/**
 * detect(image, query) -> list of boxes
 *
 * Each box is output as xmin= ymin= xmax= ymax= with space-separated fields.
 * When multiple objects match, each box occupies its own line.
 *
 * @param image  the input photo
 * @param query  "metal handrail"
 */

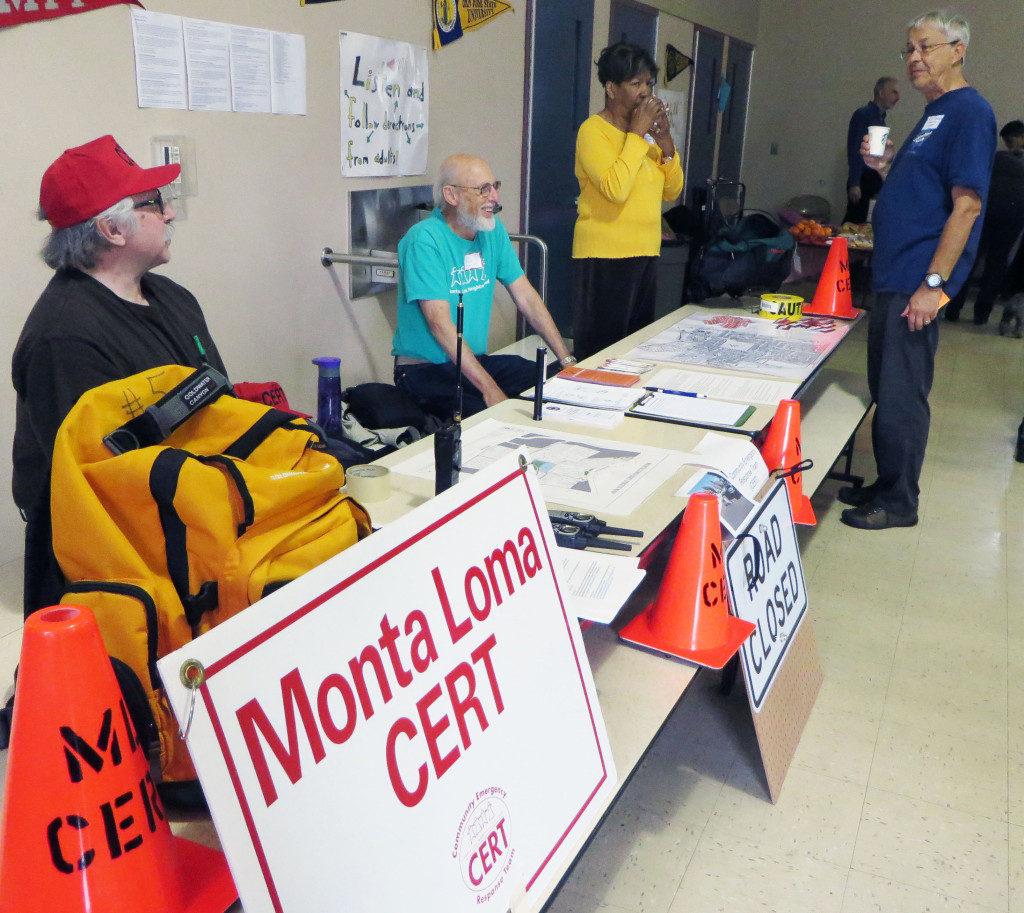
xmin=319 ymin=232 xmax=549 ymax=303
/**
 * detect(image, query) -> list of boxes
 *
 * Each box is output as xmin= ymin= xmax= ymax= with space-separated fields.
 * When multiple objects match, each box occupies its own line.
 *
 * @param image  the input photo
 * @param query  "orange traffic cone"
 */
xmin=0 ymin=605 xmax=236 ymax=913
xmin=760 ymin=399 xmax=816 ymax=525
xmin=620 ymin=492 xmax=756 ymax=669
xmin=803 ymin=235 xmax=860 ymax=319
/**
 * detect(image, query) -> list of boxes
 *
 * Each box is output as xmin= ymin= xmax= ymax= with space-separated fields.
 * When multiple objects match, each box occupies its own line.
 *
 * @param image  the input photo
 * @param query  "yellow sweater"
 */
xmin=572 ymin=114 xmax=684 ymax=259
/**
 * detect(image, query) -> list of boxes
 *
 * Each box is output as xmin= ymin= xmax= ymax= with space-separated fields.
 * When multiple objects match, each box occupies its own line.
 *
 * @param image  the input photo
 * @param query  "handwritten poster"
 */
xmin=339 ymin=32 xmax=428 ymax=177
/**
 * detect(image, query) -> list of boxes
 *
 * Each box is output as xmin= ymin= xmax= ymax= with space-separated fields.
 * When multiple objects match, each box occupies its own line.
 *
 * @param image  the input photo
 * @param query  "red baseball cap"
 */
xmin=40 ymin=135 xmax=181 ymax=229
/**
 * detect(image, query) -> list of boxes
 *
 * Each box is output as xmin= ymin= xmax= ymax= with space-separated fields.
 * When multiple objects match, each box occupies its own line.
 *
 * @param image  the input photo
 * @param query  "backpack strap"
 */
xmin=104 ymin=365 xmax=233 ymax=455
xmin=149 ymin=449 xmax=256 ymax=627
xmin=222 ymin=409 xmax=310 ymax=460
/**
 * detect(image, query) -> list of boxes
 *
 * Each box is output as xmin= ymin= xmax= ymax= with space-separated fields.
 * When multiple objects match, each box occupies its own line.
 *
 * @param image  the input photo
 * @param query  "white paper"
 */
xmin=183 ymin=18 xmax=231 ymax=112
xmin=646 ymin=367 xmax=799 ymax=406
xmin=630 ymin=391 xmax=752 ymax=427
xmin=131 ymin=9 xmax=187 ymax=110
xmin=230 ymin=25 xmax=272 ymax=113
xmin=687 ymin=433 xmax=770 ymax=500
xmin=339 ymin=32 xmax=429 ymax=176
xmin=631 ymin=311 xmax=850 ymax=380
xmin=541 ymin=403 xmax=626 ymax=429
xmin=679 ymin=470 xmax=758 ymax=537
xmin=540 ymin=378 xmax=645 ymax=411
xmin=390 ymin=419 xmax=688 ymax=516
xmin=559 ymin=549 xmax=645 ymax=624
xmin=271 ymin=31 xmax=307 ymax=115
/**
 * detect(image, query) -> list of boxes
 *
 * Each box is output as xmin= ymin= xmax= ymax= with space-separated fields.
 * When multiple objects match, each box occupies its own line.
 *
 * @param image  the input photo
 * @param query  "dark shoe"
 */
xmin=1016 ymin=439 xmax=1024 ymax=463
xmin=974 ymin=315 xmax=990 ymax=325
xmin=837 ymin=484 xmax=875 ymax=507
xmin=840 ymin=505 xmax=918 ymax=530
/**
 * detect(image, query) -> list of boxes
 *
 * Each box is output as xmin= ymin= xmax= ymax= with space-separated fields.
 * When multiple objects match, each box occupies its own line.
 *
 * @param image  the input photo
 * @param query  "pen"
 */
xmin=643 ymin=386 xmax=707 ymax=398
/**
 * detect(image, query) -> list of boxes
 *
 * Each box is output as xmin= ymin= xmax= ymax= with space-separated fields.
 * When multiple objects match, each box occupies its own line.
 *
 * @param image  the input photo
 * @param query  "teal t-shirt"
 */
xmin=392 ymin=208 xmax=524 ymax=363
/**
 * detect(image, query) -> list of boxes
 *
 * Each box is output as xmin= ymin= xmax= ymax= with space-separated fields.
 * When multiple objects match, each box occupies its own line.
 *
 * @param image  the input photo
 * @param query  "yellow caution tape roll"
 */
xmin=759 ymin=293 xmax=803 ymax=320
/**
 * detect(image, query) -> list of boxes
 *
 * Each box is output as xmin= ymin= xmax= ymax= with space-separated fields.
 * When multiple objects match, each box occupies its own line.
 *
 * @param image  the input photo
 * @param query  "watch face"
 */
xmin=926 ymin=274 xmax=943 ymax=288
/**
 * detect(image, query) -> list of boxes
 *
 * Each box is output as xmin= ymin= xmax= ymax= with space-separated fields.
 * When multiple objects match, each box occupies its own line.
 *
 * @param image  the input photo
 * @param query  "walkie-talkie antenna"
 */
xmin=454 ymin=292 xmax=464 ymax=423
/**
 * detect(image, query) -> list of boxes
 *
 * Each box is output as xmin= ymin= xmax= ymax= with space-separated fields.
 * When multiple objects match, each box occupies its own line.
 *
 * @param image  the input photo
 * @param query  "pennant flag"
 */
xmin=433 ymin=0 xmax=464 ymax=49
xmin=0 ymin=0 xmax=141 ymax=29
xmin=664 ymin=43 xmax=692 ymax=84
xmin=433 ymin=0 xmax=513 ymax=49
xmin=460 ymin=0 xmax=513 ymax=34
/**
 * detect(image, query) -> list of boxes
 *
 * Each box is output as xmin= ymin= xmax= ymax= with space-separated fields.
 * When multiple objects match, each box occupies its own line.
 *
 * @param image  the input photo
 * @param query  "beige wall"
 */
xmin=0 ymin=0 xmax=527 ymax=564
xmin=745 ymin=0 xmax=1021 ymax=217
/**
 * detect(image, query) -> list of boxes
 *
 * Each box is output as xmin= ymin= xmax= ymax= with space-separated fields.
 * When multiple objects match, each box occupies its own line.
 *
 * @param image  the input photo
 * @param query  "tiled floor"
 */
xmin=1 ymin=303 xmax=1022 ymax=911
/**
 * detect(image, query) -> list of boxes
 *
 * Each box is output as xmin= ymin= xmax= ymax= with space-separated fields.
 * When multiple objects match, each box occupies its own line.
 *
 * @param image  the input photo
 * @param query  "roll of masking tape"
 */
xmin=346 ymin=464 xmax=391 ymax=502
xmin=759 ymin=293 xmax=803 ymax=320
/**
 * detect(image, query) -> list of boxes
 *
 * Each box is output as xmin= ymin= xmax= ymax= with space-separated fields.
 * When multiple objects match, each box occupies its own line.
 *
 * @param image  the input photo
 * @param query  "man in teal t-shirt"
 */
xmin=393 ymin=153 xmax=573 ymax=418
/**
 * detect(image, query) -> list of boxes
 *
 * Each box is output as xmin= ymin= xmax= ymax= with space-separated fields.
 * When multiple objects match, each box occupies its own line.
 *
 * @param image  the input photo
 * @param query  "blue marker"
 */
xmin=643 ymin=386 xmax=707 ymax=398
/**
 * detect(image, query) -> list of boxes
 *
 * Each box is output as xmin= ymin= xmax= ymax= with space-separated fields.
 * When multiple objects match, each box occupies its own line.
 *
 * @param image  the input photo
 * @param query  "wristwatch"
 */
xmin=924 ymin=272 xmax=946 ymax=289
xmin=560 ymin=355 xmax=577 ymax=368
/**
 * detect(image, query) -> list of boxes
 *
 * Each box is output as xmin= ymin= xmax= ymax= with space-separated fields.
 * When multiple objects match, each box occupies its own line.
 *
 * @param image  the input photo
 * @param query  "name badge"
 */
xmin=464 ymin=252 xmax=484 ymax=270
xmin=923 ymin=114 xmax=944 ymax=130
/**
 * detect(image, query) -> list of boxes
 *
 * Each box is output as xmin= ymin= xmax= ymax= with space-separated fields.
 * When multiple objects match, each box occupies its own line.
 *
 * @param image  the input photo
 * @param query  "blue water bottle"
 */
xmin=312 ymin=356 xmax=342 ymax=439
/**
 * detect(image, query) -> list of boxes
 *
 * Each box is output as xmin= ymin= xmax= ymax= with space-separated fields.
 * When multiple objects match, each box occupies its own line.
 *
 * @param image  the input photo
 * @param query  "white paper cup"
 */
xmin=867 ymin=125 xmax=890 ymax=156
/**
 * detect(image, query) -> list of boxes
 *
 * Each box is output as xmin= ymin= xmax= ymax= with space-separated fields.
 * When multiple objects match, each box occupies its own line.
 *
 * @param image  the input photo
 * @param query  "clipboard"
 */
xmin=626 ymin=390 xmax=757 ymax=434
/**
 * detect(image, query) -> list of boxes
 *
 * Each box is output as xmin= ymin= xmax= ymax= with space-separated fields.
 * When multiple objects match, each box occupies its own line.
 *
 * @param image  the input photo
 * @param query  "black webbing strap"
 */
xmin=104 ymin=366 xmax=233 ymax=455
xmin=222 ymin=410 xmax=304 ymax=461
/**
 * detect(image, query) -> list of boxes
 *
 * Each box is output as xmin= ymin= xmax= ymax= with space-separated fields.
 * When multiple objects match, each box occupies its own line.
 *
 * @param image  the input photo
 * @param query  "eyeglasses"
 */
xmin=899 ymin=40 xmax=958 ymax=61
xmin=133 ymin=188 xmax=165 ymax=215
xmin=448 ymin=181 xmax=502 ymax=197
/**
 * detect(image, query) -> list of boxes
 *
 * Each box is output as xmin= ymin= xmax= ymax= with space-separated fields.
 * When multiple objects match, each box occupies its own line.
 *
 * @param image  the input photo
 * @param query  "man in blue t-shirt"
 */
xmin=843 ymin=76 xmax=900 ymax=224
xmin=393 ymin=154 xmax=573 ymax=418
xmin=838 ymin=11 xmax=996 ymax=531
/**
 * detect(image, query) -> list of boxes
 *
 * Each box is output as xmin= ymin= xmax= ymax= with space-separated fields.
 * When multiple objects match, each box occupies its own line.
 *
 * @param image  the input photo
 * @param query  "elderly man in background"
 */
xmin=839 ymin=11 xmax=996 ymax=531
xmin=393 ymin=153 xmax=573 ymax=419
xmin=843 ymin=75 xmax=900 ymax=224
xmin=12 ymin=135 xmax=226 ymax=616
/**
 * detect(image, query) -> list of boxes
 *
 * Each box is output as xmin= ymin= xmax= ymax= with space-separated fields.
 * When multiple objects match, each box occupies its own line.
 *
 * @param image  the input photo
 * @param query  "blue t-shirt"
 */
xmin=392 ymin=207 xmax=524 ymax=363
xmin=872 ymin=86 xmax=996 ymax=297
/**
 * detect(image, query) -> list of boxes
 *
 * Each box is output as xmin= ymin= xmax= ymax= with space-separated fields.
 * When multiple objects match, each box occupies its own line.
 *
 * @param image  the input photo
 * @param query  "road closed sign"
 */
xmin=158 ymin=450 xmax=615 ymax=913
xmin=724 ymin=480 xmax=808 ymax=710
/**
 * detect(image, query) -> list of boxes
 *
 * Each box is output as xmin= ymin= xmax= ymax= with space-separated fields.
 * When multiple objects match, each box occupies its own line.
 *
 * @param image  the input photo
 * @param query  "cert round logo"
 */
xmin=452 ymin=788 xmax=515 ymax=896
xmin=435 ymin=0 xmax=458 ymax=34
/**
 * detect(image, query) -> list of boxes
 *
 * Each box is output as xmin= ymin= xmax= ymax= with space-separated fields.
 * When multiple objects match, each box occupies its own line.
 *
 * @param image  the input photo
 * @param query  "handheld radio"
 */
xmin=434 ymin=293 xmax=464 ymax=494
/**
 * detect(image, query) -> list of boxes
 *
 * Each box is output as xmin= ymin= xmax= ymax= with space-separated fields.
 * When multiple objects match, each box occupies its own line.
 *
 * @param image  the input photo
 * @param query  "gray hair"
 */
xmin=40 ymin=196 xmax=138 ymax=271
xmin=433 ymin=158 xmax=462 ymax=208
xmin=873 ymin=76 xmax=897 ymax=97
xmin=908 ymin=10 xmax=970 ymax=48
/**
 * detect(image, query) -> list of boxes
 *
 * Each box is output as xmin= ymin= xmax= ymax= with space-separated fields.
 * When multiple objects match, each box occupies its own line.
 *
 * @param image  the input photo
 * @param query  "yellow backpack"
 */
xmin=50 ymin=365 xmax=372 ymax=785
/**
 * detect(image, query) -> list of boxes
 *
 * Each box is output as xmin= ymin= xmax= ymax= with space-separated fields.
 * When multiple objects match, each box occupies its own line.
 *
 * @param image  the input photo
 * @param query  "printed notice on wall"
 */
xmin=131 ymin=8 xmax=187 ymax=110
xmin=339 ymin=31 xmax=428 ymax=176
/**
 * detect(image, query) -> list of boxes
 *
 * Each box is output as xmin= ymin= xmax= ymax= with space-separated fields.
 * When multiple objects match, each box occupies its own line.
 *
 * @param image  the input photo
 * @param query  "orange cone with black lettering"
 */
xmin=0 ymin=605 xmax=236 ymax=913
xmin=803 ymin=235 xmax=860 ymax=319
xmin=760 ymin=398 xmax=816 ymax=525
xmin=620 ymin=492 xmax=755 ymax=669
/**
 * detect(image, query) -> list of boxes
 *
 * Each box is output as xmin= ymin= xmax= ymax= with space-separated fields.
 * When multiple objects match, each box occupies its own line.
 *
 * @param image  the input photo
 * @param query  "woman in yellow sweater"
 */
xmin=571 ymin=42 xmax=684 ymax=360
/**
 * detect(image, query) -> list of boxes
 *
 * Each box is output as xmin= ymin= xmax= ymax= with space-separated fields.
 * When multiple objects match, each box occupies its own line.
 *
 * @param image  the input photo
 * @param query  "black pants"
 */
xmin=395 ymin=354 xmax=536 ymax=421
xmin=865 ymin=291 xmax=939 ymax=512
xmin=843 ymin=169 xmax=883 ymax=224
xmin=945 ymin=202 xmax=1024 ymax=322
xmin=571 ymin=256 xmax=658 ymax=361
xmin=22 ymin=496 xmax=66 ymax=619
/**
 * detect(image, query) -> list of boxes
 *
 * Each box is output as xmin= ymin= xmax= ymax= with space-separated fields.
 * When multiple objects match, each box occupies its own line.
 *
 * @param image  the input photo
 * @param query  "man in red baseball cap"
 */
xmin=11 ymin=135 xmax=228 ymax=616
